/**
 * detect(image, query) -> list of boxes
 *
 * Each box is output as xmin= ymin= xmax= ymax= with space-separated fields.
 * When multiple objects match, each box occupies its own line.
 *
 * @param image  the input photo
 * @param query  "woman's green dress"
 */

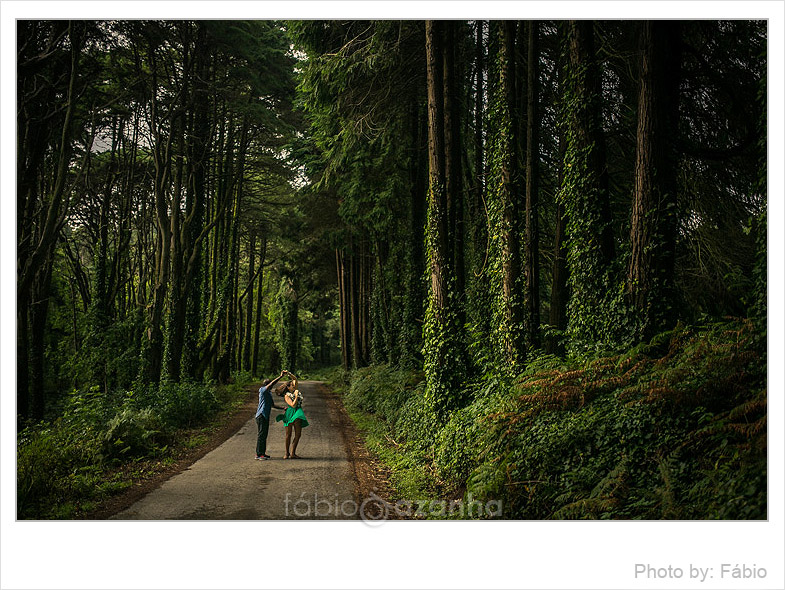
xmin=276 ymin=394 xmax=309 ymax=427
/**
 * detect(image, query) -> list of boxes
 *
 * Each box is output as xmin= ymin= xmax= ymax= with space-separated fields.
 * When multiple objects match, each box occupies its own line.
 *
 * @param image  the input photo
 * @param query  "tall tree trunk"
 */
xmin=164 ymin=111 xmax=186 ymax=383
xmin=400 ymin=99 xmax=427 ymax=369
xmin=524 ymin=21 xmax=541 ymax=350
xmin=243 ymin=232 xmax=256 ymax=371
xmin=473 ymin=21 xmax=485 ymax=215
xmin=496 ymin=21 xmax=525 ymax=364
xmin=547 ymin=23 xmax=570 ymax=357
xmin=222 ymin=121 xmax=248 ymax=382
xmin=30 ymin=254 xmax=55 ymax=418
xmin=142 ymin=39 xmax=177 ymax=384
xmin=181 ymin=27 xmax=209 ymax=381
xmin=252 ymin=234 xmax=267 ymax=376
xmin=424 ymin=20 xmax=462 ymax=416
xmin=349 ymin=244 xmax=363 ymax=368
xmin=363 ymin=246 xmax=372 ymax=362
xmin=426 ymin=21 xmax=448 ymax=314
xmin=358 ymin=242 xmax=368 ymax=364
xmin=466 ymin=21 xmax=489 ymax=338
xmin=561 ymin=20 xmax=615 ymax=346
xmin=627 ymin=21 xmax=681 ymax=339
xmin=443 ymin=21 xmax=465 ymax=324
xmin=336 ymin=248 xmax=349 ymax=371
xmin=547 ymin=50 xmax=569 ymax=357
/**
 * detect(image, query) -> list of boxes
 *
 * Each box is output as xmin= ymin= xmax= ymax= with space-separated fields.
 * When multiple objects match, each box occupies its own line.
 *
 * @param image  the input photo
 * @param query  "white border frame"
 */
xmin=2 ymin=2 xmax=783 ymax=589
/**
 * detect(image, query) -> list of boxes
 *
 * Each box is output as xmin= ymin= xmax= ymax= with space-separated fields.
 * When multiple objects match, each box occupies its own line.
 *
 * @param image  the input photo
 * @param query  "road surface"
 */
xmin=112 ymin=381 xmax=357 ymax=520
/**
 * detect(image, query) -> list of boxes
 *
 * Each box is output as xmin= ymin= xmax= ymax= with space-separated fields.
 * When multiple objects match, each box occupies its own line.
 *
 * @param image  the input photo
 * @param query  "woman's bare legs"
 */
xmin=291 ymin=419 xmax=302 ymax=458
xmin=284 ymin=424 xmax=292 ymax=458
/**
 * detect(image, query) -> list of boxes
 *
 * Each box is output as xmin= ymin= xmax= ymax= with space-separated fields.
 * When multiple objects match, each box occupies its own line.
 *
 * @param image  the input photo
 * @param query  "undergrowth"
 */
xmin=326 ymin=365 xmax=440 ymax=504
xmin=338 ymin=318 xmax=766 ymax=519
xmin=17 ymin=374 xmax=255 ymax=519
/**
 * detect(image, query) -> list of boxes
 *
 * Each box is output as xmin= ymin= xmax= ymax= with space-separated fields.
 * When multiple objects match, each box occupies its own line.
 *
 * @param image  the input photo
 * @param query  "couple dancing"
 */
xmin=255 ymin=370 xmax=308 ymax=460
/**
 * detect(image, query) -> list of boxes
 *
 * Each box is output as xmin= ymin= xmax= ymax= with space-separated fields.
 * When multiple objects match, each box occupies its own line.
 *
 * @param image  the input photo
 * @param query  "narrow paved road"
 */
xmin=112 ymin=381 xmax=357 ymax=520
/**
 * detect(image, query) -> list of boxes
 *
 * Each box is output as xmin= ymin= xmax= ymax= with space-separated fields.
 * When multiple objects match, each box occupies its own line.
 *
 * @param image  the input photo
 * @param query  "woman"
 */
xmin=275 ymin=371 xmax=308 ymax=459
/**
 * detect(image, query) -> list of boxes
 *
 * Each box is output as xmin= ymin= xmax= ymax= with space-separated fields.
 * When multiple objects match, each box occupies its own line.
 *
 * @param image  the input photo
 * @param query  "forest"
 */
xmin=17 ymin=20 xmax=766 ymax=519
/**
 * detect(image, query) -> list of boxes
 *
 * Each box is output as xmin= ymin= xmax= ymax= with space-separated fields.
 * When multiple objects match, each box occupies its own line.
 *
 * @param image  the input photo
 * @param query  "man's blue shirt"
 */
xmin=256 ymin=383 xmax=274 ymax=419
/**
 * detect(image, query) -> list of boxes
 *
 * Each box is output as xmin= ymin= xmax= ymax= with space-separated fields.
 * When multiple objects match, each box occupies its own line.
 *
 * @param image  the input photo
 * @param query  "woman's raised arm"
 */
xmin=288 ymin=372 xmax=298 ymax=391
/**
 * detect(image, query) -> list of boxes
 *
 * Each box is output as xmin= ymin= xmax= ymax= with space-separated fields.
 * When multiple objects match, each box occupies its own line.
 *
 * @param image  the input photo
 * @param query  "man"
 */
xmin=255 ymin=370 xmax=286 ymax=460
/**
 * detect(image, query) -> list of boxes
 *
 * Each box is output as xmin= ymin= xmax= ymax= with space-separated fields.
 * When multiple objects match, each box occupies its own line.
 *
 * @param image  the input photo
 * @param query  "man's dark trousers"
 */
xmin=256 ymin=413 xmax=270 ymax=456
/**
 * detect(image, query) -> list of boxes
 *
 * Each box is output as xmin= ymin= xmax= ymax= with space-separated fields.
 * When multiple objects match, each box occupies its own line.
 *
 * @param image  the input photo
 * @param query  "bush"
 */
xmin=18 ymin=426 xmax=80 ymax=517
xmin=100 ymin=407 xmax=166 ymax=461
xmin=343 ymin=364 xmax=436 ymax=450
xmin=434 ymin=402 xmax=484 ymax=487
xmin=135 ymin=381 xmax=220 ymax=429
xmin=345 ymin=365 xmax=421 ymax=423
xmin=392 ymin=383 xmax=434 ymax=451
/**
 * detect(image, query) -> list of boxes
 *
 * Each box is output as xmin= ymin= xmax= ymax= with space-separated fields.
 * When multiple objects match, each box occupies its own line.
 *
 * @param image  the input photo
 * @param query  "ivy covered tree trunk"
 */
xmin=524 ymin=21 xmax=541 ymax=350
xmin=370 ymin=258 xmax=386 ymax=365
xmin=546 ymin=23 xmax=570 ymax=357
xmin=244 ymin=233 xmax=258 ymax=371
xmin=547 ymin=117 xmax=569 ymax=355
xmin=164 ymin=107 xmax=186 ymax=383
xmin=443 ymin=22 xmax=465 ymax=326
xmin=560 ymin=20 xmax=616 ymax=349
xmin=423 ymin=20 xmax=463 ymax=418
xmin=487 ymin=21 xmax=525 ymax=367
xmin=141 ymin=37 xmax=176 ymax=385
xmin=180 ymin=27 xmax=209 ymax=381
xmin=626 ymin=21 xmax=681 ymax=340
xmin=466 ymin=21 xmax=490 ymax=347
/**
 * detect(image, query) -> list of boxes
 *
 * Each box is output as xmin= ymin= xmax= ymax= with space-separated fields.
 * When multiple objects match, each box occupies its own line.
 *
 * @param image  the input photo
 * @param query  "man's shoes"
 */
xmin=256 ymin=454 xmax=271 ymax=460
xmin=255 ymin=455 xmax=262 ymax=460
xmin=262 ymin=454 xmax=271 ymax=459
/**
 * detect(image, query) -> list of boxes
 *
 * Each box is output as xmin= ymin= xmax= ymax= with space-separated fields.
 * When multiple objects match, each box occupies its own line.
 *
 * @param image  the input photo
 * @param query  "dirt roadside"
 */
xmin=319 ymin=381 xmax=399 ymax=519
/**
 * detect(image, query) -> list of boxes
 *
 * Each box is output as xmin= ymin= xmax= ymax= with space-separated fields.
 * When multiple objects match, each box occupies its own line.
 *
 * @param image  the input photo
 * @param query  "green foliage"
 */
xmin=134 ymin=381 xmax=221 ymax=429
xmin=748 ymin=210 xmax=766 ymax=342
xmin=342 ymin=364 xmax=435 ymax=453
xmin=466 ymin=319 xmax=766 ymax=519
xmin=345 ymin=365 xmax=422 ymax=426
xmin=343 ymin=319 xmax=765 ymax=520
xmin=434 ymin=402 xmax=484 ymax=487
xmin=17 ymin=424 xmax=100 ymax=518
xmin=482 ymin=22 xmax=525 ymax=370
xmin=101 ymin=407 xmax=165 ymax=460
xmin=422 ymin=180 xmax=465 ymax=420
xmin=558 ymin=25 xmax=623 ymax=351
xmin=342 ymin=365 xmax=438 ymax=501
